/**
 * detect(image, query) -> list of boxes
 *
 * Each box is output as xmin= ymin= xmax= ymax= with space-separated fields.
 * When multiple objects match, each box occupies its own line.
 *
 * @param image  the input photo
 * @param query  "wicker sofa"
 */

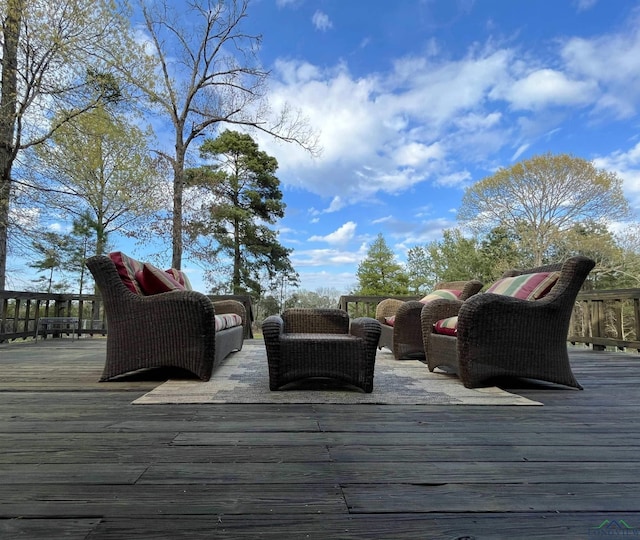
xmin=420 ymin=256 xmax=595 ymax=389
xmin=375 ymin=280 xmax=483 ymax=360
xmin=86 ymin=255 xmax=246 ymax=381
xmin=262 ymin=308 xmax=381 ymax=393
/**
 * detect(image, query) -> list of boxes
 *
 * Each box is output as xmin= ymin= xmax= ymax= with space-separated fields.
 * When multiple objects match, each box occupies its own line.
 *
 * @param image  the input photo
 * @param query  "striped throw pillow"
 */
xmin=419 ymin=289 xmax=462 ymax=303
xmin=135 ymin=263 xmax=185 ymax=295
xmin=215 ymin=313 xmax=243 ymax=331
xmin=433 ymin=316 xmax=458 ymax=336
xmin=109 ymin=251 xmax=144 ymax=294
xmin=486 ymin=271 xmax=560 ymax=301
xmin=165 ymin=268 xmax=193 ymax=290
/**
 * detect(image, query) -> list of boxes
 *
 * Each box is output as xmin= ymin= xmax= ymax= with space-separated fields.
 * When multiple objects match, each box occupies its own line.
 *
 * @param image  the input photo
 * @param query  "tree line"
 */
xmin=354 ymin=153 xmax=636 ymax=296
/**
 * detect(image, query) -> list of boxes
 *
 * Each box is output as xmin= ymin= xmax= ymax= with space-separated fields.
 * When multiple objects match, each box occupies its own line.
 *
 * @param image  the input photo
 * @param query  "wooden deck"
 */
xmin=1 ymin=338 xmax=640 ymax=539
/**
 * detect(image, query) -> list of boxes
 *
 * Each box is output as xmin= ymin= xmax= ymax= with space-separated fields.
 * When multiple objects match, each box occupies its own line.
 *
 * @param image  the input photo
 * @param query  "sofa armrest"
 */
xmin=456 ymin=292 xmax=566 ymax=347
xmin=350 ymin=316 xmax=382 ymax=348
xmin=394 ymin=300 xmax=424 ymax=324
xmin=262 ymin=314 xmax=284 ymax=340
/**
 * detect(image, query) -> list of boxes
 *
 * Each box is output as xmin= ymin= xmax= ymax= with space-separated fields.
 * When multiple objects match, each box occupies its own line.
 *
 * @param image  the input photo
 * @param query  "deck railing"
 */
xmin=2 ymin=288 xmax=639 ymax=351
xmin=0 ymin=291 xmax=107 ymax=342
xmin=339 ymin=289 xmax=640 ymax=353
xmin=0 ymin=291 xmax=254 ymax=342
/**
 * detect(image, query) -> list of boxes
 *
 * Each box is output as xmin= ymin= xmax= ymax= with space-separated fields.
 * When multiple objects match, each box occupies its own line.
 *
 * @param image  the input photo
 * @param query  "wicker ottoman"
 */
xmin=262 ymin=308 xmax=381 ymax=393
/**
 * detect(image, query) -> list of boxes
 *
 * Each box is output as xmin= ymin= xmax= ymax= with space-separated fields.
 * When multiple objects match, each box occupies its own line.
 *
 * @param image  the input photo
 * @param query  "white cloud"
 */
xmin=312 ymin=10 xmax=333 ymax=31
xmin=561 ymin=20 xmax=640 ymax=118
xmin=12 ymin=207 xmax=40 ymax=229
xmin=394 ymin=142 xmax=444 ymax=167
xmin=433 ymin=170 xmax=472 ymax=188
xmin=574 ymin=0 xmax=598 ymax=12
xmin=308 ymin=221 xmax=357 ymax=244
xmin=372 ymin=215 xmax=393 ymax=225
xmin=294 ymin=269 xmax=356 ymax=293
xmin=255 ymin=17 xmax=640 ymax=214
xmin=276 ymin=0 xmax=301 ymax=7
xmin=324 ymin=196 xmax=345 ymax=213
xmin=495 ymin=68 xmax=597 ymax=110
xmin=594 ymin=141 xmax=640 ymax=208
xmin=511 ymin=143 xmax=530 ymax=161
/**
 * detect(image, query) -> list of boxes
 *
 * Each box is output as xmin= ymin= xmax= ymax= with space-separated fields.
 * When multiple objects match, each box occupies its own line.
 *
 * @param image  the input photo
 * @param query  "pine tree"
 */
xmin=187 ymin=130 xmax=298 ymax=296
xmin=355 ymin=234 xmax=409 ymax=295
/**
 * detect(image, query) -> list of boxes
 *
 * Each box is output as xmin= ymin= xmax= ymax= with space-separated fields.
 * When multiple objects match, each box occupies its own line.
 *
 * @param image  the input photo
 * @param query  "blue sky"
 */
xmin=236 ymin=0 xmax=640 ymax=293
xmin=12 ymin=0 xmax=640 ymax=294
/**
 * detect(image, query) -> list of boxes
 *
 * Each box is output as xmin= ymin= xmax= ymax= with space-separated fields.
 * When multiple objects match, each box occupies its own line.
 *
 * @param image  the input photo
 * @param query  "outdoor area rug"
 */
xmin=133 ymin=340 xmax=541 ymax=406
xmin=133 ymin=340 xmax=542 ymax=405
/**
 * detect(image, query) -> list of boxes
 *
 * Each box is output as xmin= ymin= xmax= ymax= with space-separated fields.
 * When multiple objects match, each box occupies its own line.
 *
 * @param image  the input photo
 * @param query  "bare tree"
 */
xmin=105 ymin=0 xmax=317 ymax=269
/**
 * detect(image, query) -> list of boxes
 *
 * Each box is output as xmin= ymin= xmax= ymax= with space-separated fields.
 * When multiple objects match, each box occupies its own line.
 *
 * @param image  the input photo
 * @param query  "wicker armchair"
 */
xmin=262 ymin=308 xmax=381 ymax=393
xmin=86 ymin=255 xmax=245 ymax=381
xmin=420 ymin=256 xmax=595 ymax=389
xmin=376 ymin=280 xmax=483 ymax=360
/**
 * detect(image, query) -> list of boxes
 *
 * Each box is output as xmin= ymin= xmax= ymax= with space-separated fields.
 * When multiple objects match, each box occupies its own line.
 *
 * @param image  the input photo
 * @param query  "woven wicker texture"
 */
xmin=421 ymin=256 xmax=595 ymax=389
xmin=86 ymin=256 xmax=245 ymax=381
xmin=262 ymin=308 xmax=382 ymax=393
xmin=376 ymin=280 xmax=484 ymax=360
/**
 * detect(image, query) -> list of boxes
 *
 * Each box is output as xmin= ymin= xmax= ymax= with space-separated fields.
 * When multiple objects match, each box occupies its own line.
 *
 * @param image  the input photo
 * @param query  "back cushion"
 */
xmin=486 ymin=271 xmax=560 ymax=301
xmin=166 ymin=268 xmax=193 ymax=290
xmin=215 ymin=313 xmax=243 ymax=331
xmin=136 ymin=263 xmax=185 ymax=295
xmin=420 ymin=289 xmax=461 ymax=303
xmin=108 ymin=252 xmax=144 ymax=294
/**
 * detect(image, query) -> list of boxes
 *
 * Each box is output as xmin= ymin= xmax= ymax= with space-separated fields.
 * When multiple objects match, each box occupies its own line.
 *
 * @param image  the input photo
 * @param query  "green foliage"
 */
xmin=354 ymin=234 xmax=409 ymax=295
xmin=0 ymin=0 xmax=135 ymax=289
xmin=458 ymin=152 xmax=631 ymax=266
xmin=406 ymin=227 xmax=525 ymax=290
xmin=477 ymin=227 xmax=524 ymax=282
xmin=552 ymin=220 xmax=626 ymax=289
xmin=30 ymin=106 xmax=161 ymax=257
xmin=405 ymin=245 xmax=434 ymax=294
xmin=255 ymin=295 xmax=281 ymax=323
xmin=286 ymin=288 xmax=342 ymax=309
xmin=426 ymin=229 xmax=484 ymax=283
xmin=188 ymin=130 xmax=297 ymax=296
xmin=29 ymin=231 xmax=82 ymax=293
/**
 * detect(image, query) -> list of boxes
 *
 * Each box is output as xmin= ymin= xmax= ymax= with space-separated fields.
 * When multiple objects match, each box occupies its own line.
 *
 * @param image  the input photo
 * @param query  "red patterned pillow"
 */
xmin=420 ymin=289 xmax=461 ymax=303
xmin=384 ymin=316 xmax=395 ymax=326
xmin=108 ymin=251 xmax=144 ymax=294
xmin=433 ymin=316 xmax=458 ymax=336
xmin=135 ymin=263 xmax=185 ymax=295
xmin=165 ymin=268 xmax=193 ymax=290
xmin=486 ymin=271 xmax=560 ymax=300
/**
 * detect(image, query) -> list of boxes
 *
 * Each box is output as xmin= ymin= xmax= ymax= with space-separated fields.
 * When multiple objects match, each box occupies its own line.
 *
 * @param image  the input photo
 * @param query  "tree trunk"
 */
xmin=172 ymin=145 xmax=185 ymax=270
xmin=233 ymin=217 xmax=241 ymax=293
xmin=0 ymin=0 xmax=23 ymax=290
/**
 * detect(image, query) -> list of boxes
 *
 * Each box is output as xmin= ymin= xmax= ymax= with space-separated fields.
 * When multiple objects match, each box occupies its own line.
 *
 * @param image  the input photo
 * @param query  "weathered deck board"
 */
xmin=1 ymin=339 xmax=639 ymax=539
xmin=13 ymin=513 xmax=637 ymax=540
